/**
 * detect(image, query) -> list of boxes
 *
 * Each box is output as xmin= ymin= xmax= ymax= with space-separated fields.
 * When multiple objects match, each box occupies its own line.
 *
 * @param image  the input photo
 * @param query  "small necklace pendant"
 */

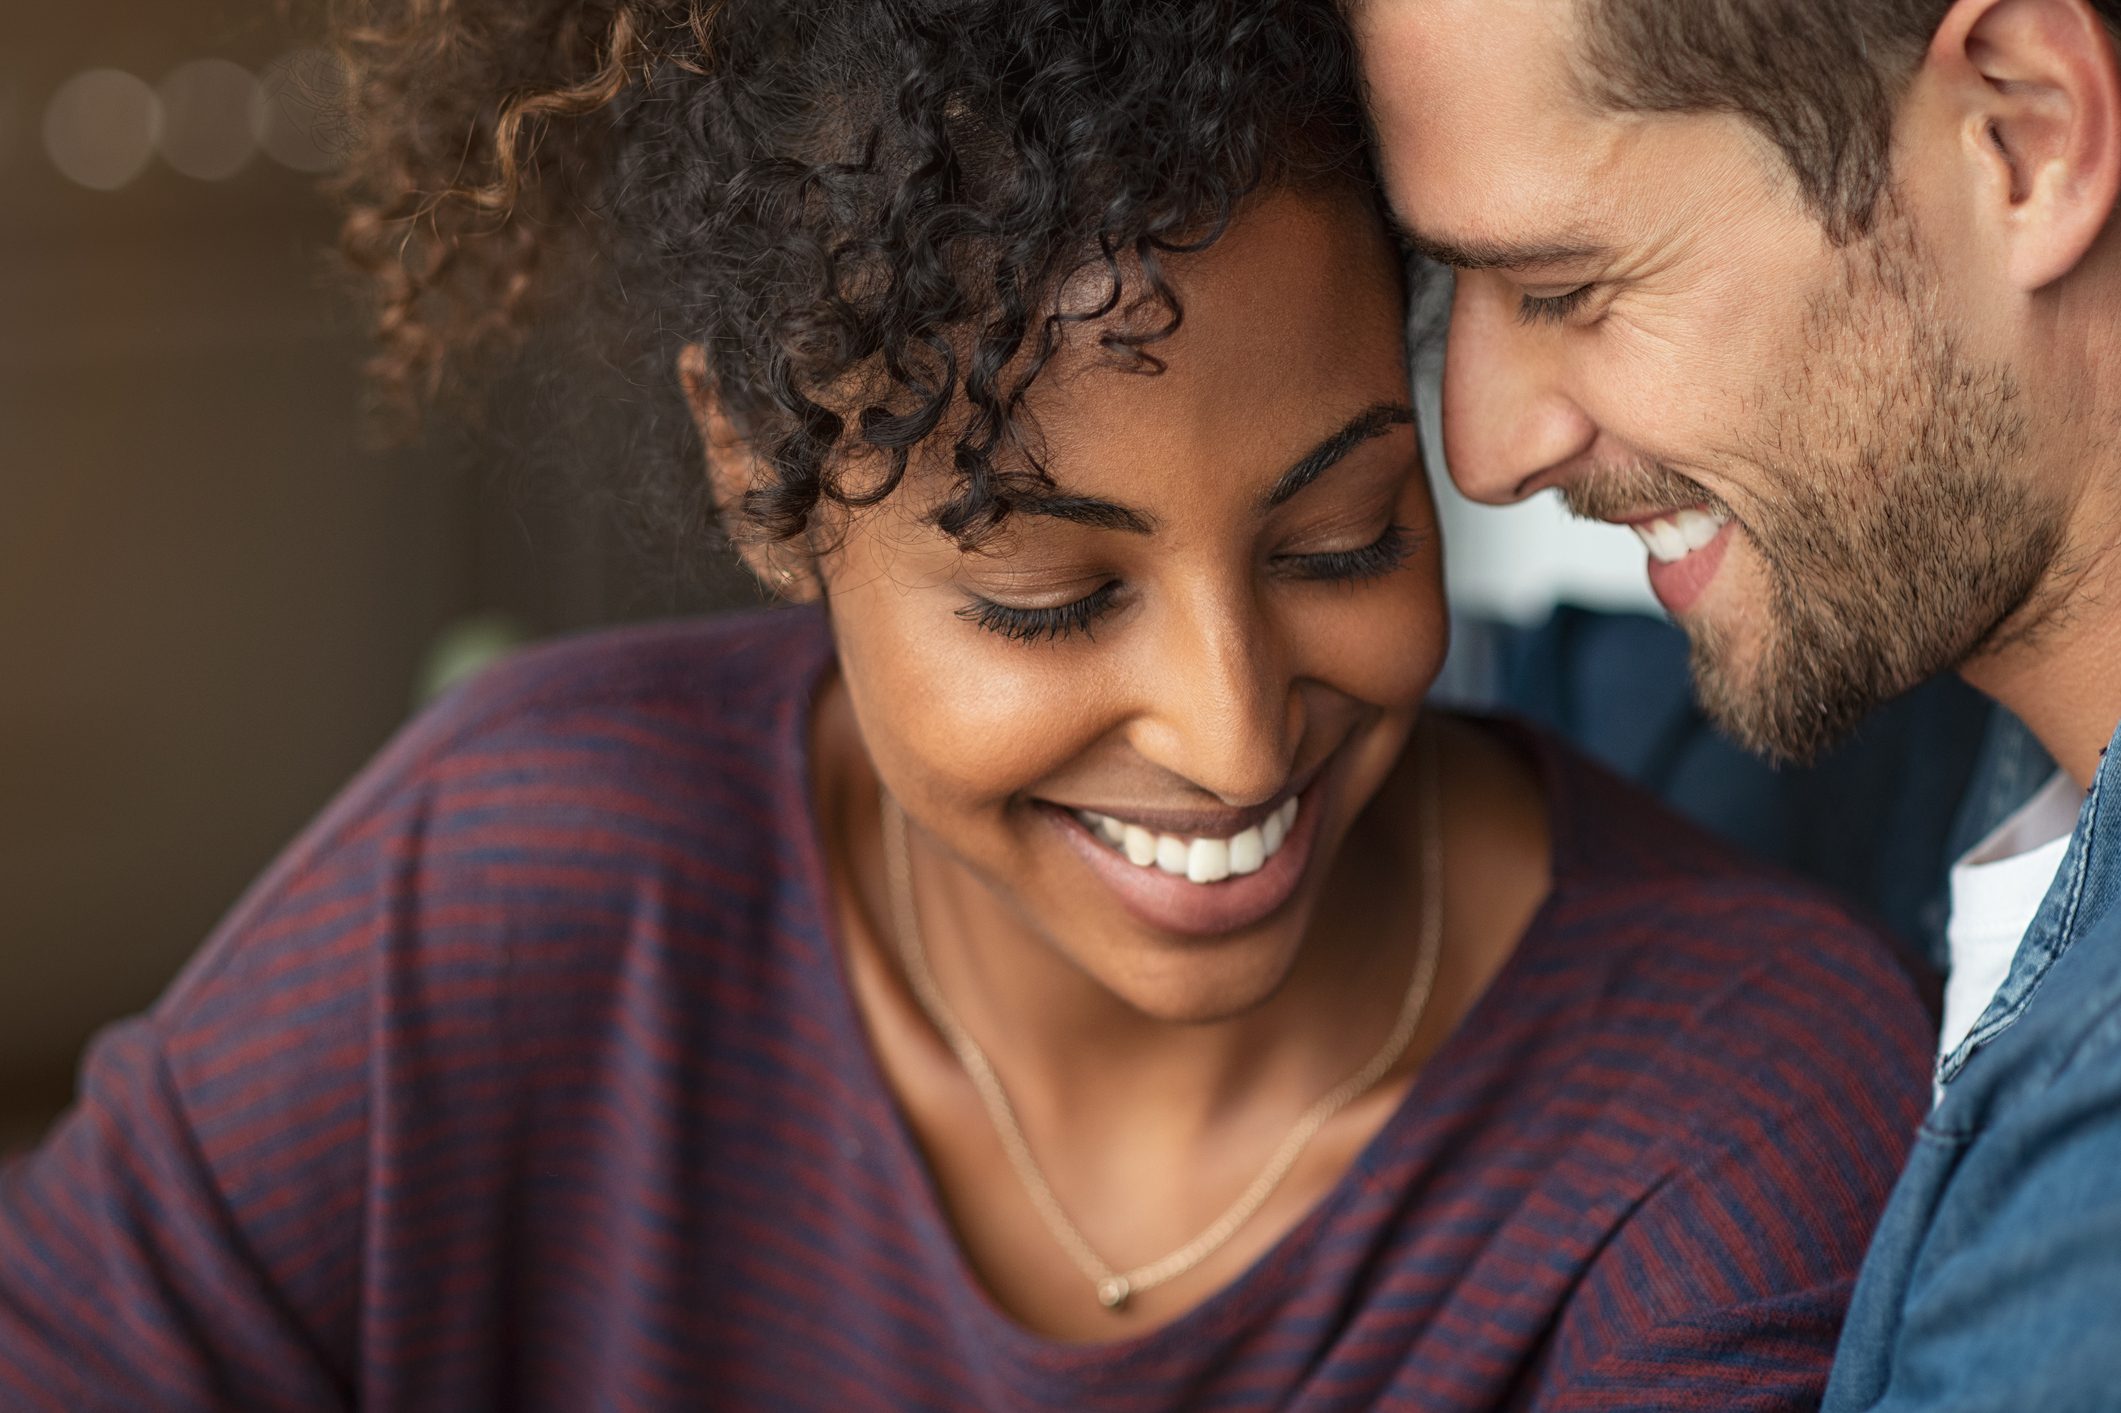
xmin=1096 ymin=1276 xmax=1132 ymax=1311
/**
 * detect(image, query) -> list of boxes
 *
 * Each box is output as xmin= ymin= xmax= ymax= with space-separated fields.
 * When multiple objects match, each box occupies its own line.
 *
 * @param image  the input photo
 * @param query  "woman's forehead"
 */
xmin=1032 ymin=197 xmax=1406 ymax=455
xmin=821 ymin=185 xmax=1412 ymax=548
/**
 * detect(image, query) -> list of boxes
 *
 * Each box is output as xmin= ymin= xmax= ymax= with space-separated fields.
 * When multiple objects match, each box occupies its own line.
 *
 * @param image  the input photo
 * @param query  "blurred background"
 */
xmin=0 ymin=0 xmax=1654 ymax=1152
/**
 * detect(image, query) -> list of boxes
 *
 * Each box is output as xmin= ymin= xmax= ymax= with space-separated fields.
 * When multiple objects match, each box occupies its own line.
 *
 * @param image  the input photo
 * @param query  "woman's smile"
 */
xmin=1036 ymin=745 xmax=1342 ymax=937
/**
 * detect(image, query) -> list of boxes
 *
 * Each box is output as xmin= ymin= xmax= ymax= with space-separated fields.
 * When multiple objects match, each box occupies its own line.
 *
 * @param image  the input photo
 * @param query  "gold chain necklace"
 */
xmin=879 ymin=727 xmax=1442 ymax=1313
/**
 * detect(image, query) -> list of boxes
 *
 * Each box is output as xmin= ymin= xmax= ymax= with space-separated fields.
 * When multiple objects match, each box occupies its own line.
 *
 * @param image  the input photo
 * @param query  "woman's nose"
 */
xmin=1125 ymin=592 xmax=1301 ymax=808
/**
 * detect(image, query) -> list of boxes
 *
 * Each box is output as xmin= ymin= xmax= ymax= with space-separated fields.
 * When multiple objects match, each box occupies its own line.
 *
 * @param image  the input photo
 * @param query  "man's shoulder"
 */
xmin=1952 ymin=901 xmax=2121 ymax=1131
xmin=1829 ymin=905 xmax=2121 ymax=1413
xmin=2055 ymin=906 xmax=2121 ymax=1073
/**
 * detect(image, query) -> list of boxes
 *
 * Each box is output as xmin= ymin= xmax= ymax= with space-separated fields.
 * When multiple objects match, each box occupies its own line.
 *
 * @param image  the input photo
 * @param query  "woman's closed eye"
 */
xmin=957 ymin=521 xmax=1419 ymax=644
xmin=957 ymin=581 xmax=1123 ymax=643
xmin=1273 ymin=521 xmax=1417 ymax=584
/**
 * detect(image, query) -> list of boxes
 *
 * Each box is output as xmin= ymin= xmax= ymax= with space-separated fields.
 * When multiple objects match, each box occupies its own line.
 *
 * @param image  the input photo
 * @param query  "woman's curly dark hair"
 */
xmin=332 ymin=0 xmax=1372 ymax=548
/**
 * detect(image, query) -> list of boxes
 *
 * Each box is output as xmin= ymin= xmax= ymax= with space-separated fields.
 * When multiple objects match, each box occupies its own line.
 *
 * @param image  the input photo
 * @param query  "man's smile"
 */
xmin=1589 ymin=502 xmax=1739 ymax=614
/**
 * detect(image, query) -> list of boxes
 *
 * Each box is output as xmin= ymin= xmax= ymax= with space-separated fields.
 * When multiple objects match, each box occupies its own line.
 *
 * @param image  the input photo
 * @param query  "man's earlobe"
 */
xmin=1937 ymin=0 xmax=2121 ymax=290
xmin=676 ymin=343 xmax=820 ymax=602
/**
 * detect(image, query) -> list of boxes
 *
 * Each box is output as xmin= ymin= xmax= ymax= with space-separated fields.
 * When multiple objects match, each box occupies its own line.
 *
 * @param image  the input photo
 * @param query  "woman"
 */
xmin=0 ymin=1 xmax=1930 ymax=1408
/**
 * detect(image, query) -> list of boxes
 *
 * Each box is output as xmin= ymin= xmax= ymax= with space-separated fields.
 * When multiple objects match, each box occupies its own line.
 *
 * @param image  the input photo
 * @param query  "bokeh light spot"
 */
xmin=43 ymin=69 xmax=162 ymax=191
xmin=251 ymin=49 xmax=350 ymax=174
xmin=158 ymin=59 xmax=260 ymax=181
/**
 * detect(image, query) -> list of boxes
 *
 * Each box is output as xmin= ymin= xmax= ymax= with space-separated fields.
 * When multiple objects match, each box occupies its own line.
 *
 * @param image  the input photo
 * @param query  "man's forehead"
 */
xmin=1354 ymin=0 xmax=1591 ymax=133
xmin=1355 ymin=0 xmax=1638 ymax=261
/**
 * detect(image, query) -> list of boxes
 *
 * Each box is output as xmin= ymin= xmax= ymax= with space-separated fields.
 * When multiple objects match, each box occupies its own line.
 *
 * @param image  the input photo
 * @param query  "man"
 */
xmin=1351 ymin=0 xmax=2121 ymax=1407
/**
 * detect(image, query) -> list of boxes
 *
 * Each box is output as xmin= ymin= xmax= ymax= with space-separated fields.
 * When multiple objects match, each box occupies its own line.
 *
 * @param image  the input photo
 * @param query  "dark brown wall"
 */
xmin=0 ymin=1 xmax=744 ymax=1147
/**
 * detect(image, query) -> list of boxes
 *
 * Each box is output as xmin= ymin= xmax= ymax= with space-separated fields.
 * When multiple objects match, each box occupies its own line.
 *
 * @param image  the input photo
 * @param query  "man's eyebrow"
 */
xmin=1007 ymin=491 xmax=1158 ymax=535
xmin=1386 ymin=213 xmax=1609 ymax=273
xmin=1263 ymin=403 xmax=1416 ymax=510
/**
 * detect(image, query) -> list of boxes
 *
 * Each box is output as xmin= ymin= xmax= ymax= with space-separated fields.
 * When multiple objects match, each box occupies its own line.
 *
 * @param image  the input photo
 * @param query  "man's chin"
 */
xmin=1685 ymin=618 xmax=1893 ymax=768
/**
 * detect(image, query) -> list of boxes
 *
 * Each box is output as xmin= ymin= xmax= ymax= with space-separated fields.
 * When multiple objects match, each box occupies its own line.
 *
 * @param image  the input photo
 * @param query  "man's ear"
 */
xmin=1927 ymin=0 xmax=2121 ymax=290
xmin=677 ymin=343 xmax=820 ymax=602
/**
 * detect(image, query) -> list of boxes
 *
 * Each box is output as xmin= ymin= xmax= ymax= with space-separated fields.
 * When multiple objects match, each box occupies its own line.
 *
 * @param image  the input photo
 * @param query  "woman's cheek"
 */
xmin=839 ymin=597 xmax=1114 ymax=817
xmin=1291 ymin=565 xmax=1448 ymax=715
xmin=926 ymin=645 xmax=1112 ymax=805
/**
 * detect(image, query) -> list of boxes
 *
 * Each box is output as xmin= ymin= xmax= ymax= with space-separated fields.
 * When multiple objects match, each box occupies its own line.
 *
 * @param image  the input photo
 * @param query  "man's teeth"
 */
xmin=1077 ymin=798 xmax=1300 ymax=884
xmin=1633 ymin=507 xmax=1730 ymax=564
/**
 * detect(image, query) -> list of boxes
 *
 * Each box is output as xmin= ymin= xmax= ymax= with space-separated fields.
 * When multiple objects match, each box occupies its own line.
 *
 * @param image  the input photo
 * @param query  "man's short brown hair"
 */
xmin=1576 ymin=0 xmax=2121 ymax=242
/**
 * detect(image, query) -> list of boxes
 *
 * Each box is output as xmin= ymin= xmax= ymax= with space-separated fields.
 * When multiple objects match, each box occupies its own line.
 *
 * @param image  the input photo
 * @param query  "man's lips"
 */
xmin=1619 ymin=504 xmax=1736 ymax=614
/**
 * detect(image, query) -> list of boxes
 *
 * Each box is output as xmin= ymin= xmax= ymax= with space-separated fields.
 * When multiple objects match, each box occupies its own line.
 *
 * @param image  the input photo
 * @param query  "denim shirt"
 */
xmin=1824 ymin=714 xmax=2121 ymax=1412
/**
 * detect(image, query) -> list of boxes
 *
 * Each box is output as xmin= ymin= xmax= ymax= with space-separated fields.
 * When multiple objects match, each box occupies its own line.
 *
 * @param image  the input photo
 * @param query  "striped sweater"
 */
xmin=0 ymin=607 xmax=1932 ymax=1411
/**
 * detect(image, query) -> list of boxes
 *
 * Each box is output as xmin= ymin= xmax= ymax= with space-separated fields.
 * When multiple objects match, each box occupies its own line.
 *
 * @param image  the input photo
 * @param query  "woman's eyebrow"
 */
xmin=1008 ymin=493 xmax=1159 ymax=535
xmin=1001 ymin=401 xmax=1414 ymax=533
xmin=1261 ymin=403 xmax=1415 ymax=509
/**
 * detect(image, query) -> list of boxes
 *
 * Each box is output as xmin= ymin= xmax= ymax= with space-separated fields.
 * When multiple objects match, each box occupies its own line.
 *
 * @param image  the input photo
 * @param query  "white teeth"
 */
xmin=1640 ymin=518 xmax=1687 ymax=563
xmin=1122 ymin=824 xmax=1157 ymax=867
xmin=1186 ymin=838 xmax=1231 ymax=884
xmin=1673 ymin=507 xmax=1726 ymax=551
xmin=1634 ymin=507 xmax=1731 ymax=564
xmin=1079 ymin=797 xmax=1301 ymax=885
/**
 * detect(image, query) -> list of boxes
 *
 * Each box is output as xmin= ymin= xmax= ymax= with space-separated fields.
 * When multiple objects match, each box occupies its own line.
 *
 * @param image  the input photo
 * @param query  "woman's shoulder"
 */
xmin=1499 ymin=713 xmax=1929 ymax=971
xmin=55 ymin=609 xmax=852 ymax=1366
xmin=420 ymin=604 xmax=831 ymax=757
xmin=329 ymin=604 xmax=824 ymax=835
xmin=160 ymin=606 xmax=837 ymax=1019
xmin=1416 ymin=719 xmax=1937 ymax=1358
xmin=1467 ymin=713 xmax=1937 ymax=1105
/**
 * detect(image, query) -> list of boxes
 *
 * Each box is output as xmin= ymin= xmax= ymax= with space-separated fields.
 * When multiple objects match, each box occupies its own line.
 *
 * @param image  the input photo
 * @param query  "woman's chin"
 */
xmin=1078 ymin=928 xmax=1314 ymax=1026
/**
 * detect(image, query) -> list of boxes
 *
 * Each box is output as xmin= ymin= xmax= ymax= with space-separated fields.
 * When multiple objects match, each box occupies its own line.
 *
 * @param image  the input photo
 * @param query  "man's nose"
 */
xmin=1127 ymin=592 xmax=1301 ymax=809
xmin=1439 ymin=270 xmax=1598 ymax=504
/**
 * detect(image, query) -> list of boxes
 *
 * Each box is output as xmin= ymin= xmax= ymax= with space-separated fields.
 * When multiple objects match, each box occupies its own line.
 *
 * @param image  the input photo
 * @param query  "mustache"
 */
xmin=1557 ymin=460 xmax=1732 ymax=524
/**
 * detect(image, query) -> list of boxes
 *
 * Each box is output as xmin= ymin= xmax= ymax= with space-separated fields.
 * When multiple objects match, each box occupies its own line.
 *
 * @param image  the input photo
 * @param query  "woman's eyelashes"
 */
xmin=1276 ymin=522 xmax=1416 ymax=583
xmin=958 ymin=522 xmax=1419 ymax=643
xmin=958 ymin=581 xmax=1121 ymax=643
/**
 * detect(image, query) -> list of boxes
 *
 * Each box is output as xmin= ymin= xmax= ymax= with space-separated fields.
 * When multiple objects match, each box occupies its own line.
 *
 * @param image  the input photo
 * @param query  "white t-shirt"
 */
xmin=1939 ymin=771 xmax=2083 ymax=1077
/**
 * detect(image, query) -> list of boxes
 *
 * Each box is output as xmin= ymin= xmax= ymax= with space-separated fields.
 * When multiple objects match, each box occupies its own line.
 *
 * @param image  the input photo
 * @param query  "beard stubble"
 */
xmin=1563 ymin=206 xmax=2060 ymax=765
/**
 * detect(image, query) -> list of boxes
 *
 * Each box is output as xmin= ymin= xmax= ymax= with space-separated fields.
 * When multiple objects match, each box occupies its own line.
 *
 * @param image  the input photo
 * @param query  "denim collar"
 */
xmin=1937 ymin=714 xmax=2121 ymax=1085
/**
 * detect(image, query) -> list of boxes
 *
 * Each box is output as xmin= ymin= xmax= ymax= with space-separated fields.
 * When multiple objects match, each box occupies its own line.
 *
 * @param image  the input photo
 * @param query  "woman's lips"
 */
xmin=1043 ymin=773 xmax=1328 ymax=939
